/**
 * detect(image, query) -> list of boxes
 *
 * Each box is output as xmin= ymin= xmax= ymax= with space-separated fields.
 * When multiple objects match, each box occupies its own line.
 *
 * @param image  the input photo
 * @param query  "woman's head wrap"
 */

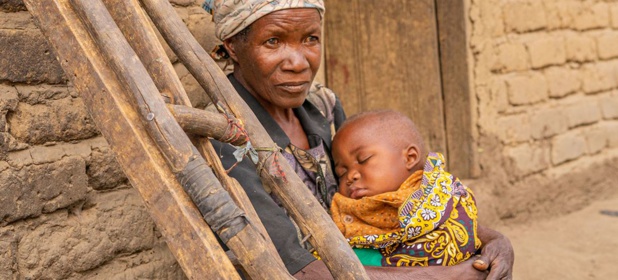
xmin=202 ymin=0 xmax=325 ymax=41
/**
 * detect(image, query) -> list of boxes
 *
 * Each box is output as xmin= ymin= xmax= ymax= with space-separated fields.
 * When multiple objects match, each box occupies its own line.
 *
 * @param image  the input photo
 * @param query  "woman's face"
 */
xmin=225 ymin=9 xmax=322 ymax=110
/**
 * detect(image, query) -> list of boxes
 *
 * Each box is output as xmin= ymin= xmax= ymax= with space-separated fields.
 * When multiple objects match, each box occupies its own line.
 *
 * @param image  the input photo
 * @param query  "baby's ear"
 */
xmin=403 ymin=144 xmax=421 ymax=171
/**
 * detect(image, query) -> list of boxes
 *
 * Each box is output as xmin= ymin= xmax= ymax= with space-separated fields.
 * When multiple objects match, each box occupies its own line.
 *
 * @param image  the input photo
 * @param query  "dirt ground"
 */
xmin=498 ymin=194 xmax=618 ymax=280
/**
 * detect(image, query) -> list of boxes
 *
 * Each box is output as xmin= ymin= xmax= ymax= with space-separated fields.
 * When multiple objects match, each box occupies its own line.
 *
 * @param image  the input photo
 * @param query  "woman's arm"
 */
xmin=473 ymin=224 xmax=514 ymax=280
xmin=294 ymin=259 xmax=489 ymax=280
xmin=294 ymin=224 xmax=513 ymax=280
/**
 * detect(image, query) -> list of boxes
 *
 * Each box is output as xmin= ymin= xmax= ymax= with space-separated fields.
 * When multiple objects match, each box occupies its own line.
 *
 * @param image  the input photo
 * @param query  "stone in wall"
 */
xmin=565 ymin=98 xmax=601 ymax=128
xmin=505 ymin=142 xmax=550 ymax=177
xmin=14 ymin=189 xmax=156 ymax=279
xmin=0 ymin=230 xmax=17 ymax=279
xmin=600 ymin=92 xmax=618 ymax=119
xmin=0 ymin=0 xmax=25 ymax=12
xmin=0 ymin=85 xmax=21 ymax=158
xmin=573 ymin=2 xmax=610 ymax=31
xmin=612 ymin=4 xmax=618 ymax=29
xmin=581 ymin=62 xmax=617 ymax=94
xmin=7 ymin=87 xmax=98 ymax=145
xmin=0 ymin=29 xmax=65 ymax=84
xmin=597 ymin=32 xmax=618 ymax=60
xmin=544 ymin=66 xmax=581 ymax=98
xmin=87 ymin=148 xmax=128 ymax=191
xmin=526 ymin=36 xmax=567 ymax=69
xmin=492 ymin=41 xmax=529 ymax=73
xmin=551 ymin=130 xmax=587 ymax=165
xmin=80 ymin=243 xmax=186 ymax=279
xmin=0 ymin=156 xmax=89 ymax=225
xmin=585 ymin=124 xmax=610 ymax=155
xmin=564 ymin=33 xmax=597 ymax=63
xmin=529 ymin=106 xmax=569 ymax=140
xmin=502 ymin=1 xmax=546 ymax=33
xmin=495 ymin=113 xmax=531 ymax=144
xmin=505 ymin=72 xmax=548 ymax=105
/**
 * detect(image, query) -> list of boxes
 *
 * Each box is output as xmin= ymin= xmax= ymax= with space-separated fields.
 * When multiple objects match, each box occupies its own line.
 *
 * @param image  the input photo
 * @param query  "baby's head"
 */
xmin=332 ymin=110 xmax=427 ymax=199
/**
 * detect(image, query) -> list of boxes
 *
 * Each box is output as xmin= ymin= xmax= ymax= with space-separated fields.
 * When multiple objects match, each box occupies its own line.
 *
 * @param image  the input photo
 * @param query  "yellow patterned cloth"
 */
xmin=202 ymin=0 xmax=325 ymax=41
xmin=330 ymin=152 xmax=481 ymax=266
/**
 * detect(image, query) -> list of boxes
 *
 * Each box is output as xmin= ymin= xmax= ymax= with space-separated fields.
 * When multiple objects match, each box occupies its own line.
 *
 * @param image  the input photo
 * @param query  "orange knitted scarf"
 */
xmin=330 ymin=170 xmax=423 ymax=238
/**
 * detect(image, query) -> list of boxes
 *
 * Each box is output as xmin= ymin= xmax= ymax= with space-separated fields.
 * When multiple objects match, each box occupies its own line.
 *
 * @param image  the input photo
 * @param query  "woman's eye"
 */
xmin=304 ymin=35 xmax=319 ymax=44
xmin=265 ymin=38 xmax=279 ymax=45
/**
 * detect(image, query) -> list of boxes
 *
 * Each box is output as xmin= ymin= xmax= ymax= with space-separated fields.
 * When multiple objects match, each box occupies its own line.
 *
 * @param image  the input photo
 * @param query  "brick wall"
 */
xmin=469 ymin=0 xmax=618 ymax=223
xmin=0 ymin=0 xmax=215 ymax=278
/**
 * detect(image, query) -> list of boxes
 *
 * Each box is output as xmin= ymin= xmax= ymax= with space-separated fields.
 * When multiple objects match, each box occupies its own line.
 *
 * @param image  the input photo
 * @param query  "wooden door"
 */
xmin=324 ymin=0 xmax=474 ymax=178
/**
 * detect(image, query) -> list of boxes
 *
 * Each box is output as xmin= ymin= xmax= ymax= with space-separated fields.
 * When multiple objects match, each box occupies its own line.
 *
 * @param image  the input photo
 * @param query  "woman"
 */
xmin=205 ymin=1 xmax=513 ymax=279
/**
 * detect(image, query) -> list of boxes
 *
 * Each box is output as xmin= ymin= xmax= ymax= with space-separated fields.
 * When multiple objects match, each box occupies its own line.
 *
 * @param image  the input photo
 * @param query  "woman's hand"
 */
xmin=363 ymin=258 xmax=489 ymax=280
xmin=474 ymin=225 xmax=515 ymax=280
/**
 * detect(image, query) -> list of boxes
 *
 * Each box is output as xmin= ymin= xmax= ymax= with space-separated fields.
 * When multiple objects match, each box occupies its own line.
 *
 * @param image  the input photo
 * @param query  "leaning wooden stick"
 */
xmin=100 ymin=0 xmax=282 ymax=274
xmin=140 ymin=0 xmax=370 ymax=278
xmin=67 ymin=0 xmax=292 ymax=278
xmin=22 ymin=0 xmax=239 ymax=279
xmin=99 ymin=0 xmax=266 ymax=246
xmin=167 ymin=104 xmax=249 ymax=146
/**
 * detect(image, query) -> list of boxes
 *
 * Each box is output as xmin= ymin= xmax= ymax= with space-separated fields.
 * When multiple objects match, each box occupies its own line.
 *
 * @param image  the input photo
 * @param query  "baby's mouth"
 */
xmin=349 ymin=187 xmax=364 ymax=199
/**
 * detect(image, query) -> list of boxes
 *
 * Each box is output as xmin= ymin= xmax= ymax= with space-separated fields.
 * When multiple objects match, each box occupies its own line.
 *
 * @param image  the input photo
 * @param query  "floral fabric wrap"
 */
xmin=202 ymin=0 xmax=325 ymax=41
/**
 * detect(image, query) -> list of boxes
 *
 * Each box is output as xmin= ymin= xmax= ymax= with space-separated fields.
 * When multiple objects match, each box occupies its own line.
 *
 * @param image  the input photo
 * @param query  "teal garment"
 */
xmin=354 ymin=248 xmax=383 ymax=266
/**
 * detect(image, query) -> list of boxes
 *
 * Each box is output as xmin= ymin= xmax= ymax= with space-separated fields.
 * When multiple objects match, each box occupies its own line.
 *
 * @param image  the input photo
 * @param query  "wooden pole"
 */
xmin=22 ymin=0 xmax=238 ymax=279
xmin=66 ymin=0 xmax=292 ymax=278
xmin=167 ymin=104 xmax=248 ymax=146
xmin=99 ymin=0 xmax=283 ymax=274
xmin=140 ymin=0 xmax=369 ymax=278
xmin=100 ymin=0 xmax=264 ymax=238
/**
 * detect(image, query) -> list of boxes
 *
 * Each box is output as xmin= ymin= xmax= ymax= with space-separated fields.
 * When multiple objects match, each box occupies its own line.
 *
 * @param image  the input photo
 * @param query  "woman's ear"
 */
xmin=223 ymin=39 xmax=239 ymax=62
xmin=403 ymin=144 xmax=421 ymax=171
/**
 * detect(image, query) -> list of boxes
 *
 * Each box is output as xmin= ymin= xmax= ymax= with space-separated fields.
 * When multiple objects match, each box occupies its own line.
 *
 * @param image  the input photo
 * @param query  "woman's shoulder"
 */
xmin=306 ymin=83 xmax=337 ymax=118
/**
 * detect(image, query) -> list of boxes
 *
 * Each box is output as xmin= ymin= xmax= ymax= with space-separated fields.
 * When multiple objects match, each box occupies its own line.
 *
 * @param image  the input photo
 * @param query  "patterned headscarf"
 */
xmin=203 ymin=0 xmax=325 ymax=41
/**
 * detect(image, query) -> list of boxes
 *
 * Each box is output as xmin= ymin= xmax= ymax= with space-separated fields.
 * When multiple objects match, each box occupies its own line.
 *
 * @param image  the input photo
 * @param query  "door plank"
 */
xmin=325 ymin=0 xmax=447 ymax=153
xmin=436 ymin=0 xmax=476 ymax=178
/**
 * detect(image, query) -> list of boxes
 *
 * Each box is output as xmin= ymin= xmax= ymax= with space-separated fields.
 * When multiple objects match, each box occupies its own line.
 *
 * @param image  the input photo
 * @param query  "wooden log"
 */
xmin=168 ymin=104 xmax=248 ymax=146
xmin=21 ymin=0 xmax=238 ymax=279
xmin=102 ymin=0 xmax=189 ymax=106
xmin=100 ymin=0 xmax=281 ymax=271
xmin=68 ymin=0 xmax=291 ymax=278
xmin=99 ymin=0 xmax=268 ymax=250
xmin=140 ymin=0 xmax=370 ymax=278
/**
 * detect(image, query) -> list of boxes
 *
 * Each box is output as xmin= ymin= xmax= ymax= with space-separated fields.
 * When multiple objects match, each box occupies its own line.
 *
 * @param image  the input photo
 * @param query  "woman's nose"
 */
xmin=281 ymin=46 xmax=309 ymax=72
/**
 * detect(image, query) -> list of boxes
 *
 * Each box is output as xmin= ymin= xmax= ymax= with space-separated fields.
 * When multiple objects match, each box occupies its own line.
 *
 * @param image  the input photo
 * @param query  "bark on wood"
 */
xmin=140 ymin=0 xmax=369 ymax=278
xmin=21 ymin=0 xmax=238 ymax=279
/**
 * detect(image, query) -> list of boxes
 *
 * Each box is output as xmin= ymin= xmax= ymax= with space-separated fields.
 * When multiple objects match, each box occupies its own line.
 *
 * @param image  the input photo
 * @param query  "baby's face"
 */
xmin=332 ymin=121 xmax=413 ymax=199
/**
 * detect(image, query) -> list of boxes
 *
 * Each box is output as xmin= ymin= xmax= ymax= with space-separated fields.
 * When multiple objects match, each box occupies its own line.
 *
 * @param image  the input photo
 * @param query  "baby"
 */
xmin=329 ymin=109 xmax=481 ymax=267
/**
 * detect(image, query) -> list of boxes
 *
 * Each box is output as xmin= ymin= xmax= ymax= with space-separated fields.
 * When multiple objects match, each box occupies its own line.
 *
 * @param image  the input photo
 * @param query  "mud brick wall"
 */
xmin=468 ymin=0 xmax=618 ymax=224
xmin=0 ymin=0 xmax=216 ymax=278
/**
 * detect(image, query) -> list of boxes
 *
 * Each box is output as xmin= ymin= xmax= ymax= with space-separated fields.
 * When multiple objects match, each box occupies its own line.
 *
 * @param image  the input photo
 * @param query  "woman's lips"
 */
xmin=276 ymin=82 xmax=309 ymax=94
